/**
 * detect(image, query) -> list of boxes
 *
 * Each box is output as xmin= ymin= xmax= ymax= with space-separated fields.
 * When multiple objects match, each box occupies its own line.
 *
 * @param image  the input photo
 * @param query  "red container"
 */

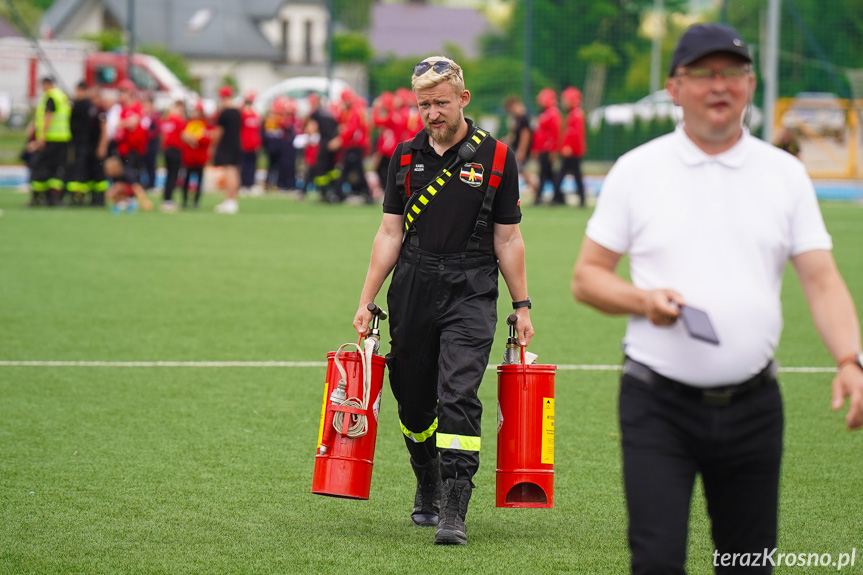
xmin=312 ymin=349 xmax=386 ymax=500
xmin=496 ymin=362 xmax=556 ymax=508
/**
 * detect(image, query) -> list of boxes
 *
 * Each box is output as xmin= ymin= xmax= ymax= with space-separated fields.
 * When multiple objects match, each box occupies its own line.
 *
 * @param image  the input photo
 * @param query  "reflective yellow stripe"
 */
xmin=471 ymin=135 xmax=481 ymax=144
xmin=411 ymin=204 xmax=421 ymax=214
xmin=427 ymin=186 xmax=437 ymax=196
xmin=437 ymin=433 xmax=481 ymax=452
xmin=436 ymin=177 xmax=445 ymax=186
xmin=443 ymin=170 xmax=451 ymax=177
xmin=419 ymin=195 xmax=429 ymax=205
xmin=401 ymin=418 xmax=438 ymax=443
xmin=407 ymin=214 xmax=414 ymax=223
xmin=476 ymin=129 xmax=487 ymax=137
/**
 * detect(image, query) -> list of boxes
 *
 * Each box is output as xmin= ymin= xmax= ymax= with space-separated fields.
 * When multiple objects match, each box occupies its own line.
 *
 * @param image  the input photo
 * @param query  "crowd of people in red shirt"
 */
xmin=52 ymin=78 xmax=585 ymax=213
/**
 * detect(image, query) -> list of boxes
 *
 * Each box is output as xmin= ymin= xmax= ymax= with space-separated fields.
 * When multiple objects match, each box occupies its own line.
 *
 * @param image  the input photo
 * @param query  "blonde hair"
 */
xmin=411 ymin=56 xmax=465 ymax=93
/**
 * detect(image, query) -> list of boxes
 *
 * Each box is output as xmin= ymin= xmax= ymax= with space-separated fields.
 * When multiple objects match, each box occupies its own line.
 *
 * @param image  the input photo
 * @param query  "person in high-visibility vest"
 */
xmin=27 ymin=77 xmax=72 ymax=206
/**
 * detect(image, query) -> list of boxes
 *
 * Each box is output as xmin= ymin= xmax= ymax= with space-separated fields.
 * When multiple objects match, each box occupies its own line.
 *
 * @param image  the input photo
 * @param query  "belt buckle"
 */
xmin=701 ymin=389 xmax=734 ymax=407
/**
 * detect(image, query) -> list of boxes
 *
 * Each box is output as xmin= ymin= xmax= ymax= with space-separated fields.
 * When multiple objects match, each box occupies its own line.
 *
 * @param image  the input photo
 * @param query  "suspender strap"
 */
xmin=466 ymin=139 xmax=508 ymax=252
xmin=402 ymin=127 xmax=489 ymax=235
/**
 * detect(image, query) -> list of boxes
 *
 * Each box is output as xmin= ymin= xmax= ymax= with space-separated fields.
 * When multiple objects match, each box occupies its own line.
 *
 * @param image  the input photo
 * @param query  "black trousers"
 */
xmin=386 ymin=242 xmax=498 ymax=484
xmin=557 ymin=156 xmax=585 ymax=206
xmin=240 ymin=150 xmax=258 ymax=188
xmin=163 ymin=146 xmax=181 ymax=202
xmin=338 ymin=146 xmax=368 ymax=198
xmin=181 ymin=166 xmax=204 ymax=206
xmin=536 ymin=151 xmax=563 ymax=204
xmin=619 ymin=371 xmax=783 ymax=575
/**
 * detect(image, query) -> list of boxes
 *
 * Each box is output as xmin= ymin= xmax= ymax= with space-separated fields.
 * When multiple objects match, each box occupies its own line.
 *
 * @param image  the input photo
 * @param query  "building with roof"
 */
xmin=369 ymin=1 xmax=493 ymax=61
xmin=38 ymin=0 xmax=365 ymax=97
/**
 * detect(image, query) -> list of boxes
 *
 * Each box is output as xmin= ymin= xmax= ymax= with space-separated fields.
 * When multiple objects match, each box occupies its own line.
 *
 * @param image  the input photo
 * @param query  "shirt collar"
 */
xmin=673 ymin=124 xmax=750 ymax=168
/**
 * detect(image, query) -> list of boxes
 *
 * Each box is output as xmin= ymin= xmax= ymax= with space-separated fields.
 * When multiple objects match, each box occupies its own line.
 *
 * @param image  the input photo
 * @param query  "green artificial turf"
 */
xmin=0 ymin=190 xmax=860 ymax=574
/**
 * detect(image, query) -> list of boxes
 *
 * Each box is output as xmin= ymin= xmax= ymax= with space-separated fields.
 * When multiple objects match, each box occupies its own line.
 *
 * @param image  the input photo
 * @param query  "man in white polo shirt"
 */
xmin=571 ymin=23 xmax=863 ymax=575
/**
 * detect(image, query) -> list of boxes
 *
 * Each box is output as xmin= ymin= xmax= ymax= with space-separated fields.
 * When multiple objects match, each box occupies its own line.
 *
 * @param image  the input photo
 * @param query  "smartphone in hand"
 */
xmin=679 ymin=305 xmax=720 ymax=345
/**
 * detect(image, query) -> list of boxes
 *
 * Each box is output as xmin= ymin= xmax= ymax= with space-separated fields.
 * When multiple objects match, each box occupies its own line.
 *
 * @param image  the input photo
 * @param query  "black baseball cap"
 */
xmin=669 ymin=23 xmax=752 ymax=77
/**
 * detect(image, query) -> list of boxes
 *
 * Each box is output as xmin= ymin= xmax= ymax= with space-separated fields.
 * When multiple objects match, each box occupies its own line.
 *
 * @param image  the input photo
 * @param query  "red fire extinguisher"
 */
xmin=312 ymin=303 xmax=387 ymax=500
xmin=496 ymin=313 xmax=556 ymax=508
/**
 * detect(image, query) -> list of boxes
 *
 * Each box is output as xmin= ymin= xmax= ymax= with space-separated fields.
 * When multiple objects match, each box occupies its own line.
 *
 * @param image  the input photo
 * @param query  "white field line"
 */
xmin=0 ymin=361 xmax=838 ymax=373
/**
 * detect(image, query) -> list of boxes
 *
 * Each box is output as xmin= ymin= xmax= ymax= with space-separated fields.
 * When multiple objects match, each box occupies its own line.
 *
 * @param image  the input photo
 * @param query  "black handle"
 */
xmin=367 ymin=302 xmax=388 ymax=321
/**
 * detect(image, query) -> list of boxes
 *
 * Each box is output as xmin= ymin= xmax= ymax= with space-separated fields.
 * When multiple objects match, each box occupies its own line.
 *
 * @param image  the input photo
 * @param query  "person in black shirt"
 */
xmin=352 ymin=56 xmax=534 ymax=546
xmin=502 ymin=94 xmax=536 ymax=195
xmin=67 ymin=81 xmax=95 ymax=205
xmin=308 ymin=92 xmax=340 ymax=202
xmin=212 ymin=85 xmax=242 ymax=214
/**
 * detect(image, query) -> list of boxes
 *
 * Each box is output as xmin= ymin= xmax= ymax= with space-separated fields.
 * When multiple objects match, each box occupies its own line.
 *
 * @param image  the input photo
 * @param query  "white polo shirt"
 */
xmin=586 ymin=126 xmax=832 ymax=386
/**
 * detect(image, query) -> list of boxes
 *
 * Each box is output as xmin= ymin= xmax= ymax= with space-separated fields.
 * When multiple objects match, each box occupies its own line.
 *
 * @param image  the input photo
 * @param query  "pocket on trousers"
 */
xmin=618 ymin=378 xmax=654 ymax=430
xmin=463 ymin=265 xmax=498 ymax=299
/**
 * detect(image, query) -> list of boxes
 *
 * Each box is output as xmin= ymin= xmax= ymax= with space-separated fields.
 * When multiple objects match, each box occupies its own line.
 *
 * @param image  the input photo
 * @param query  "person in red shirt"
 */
xmin=558 ymin=86 xmax=587 ymax=208
xmin=159 ymin=100 xmax=186 ymax=211
xmin=395 ymin=87 xmax=421 ymax=143
xmin=330 ymin=89 xmax=370 ymax=203
xmin=239 ymin=91 xmax=262 ymax=192
xmin=371 ymin=91 xmax=399 ymax=199
xmin=179 ymin=103 xmax=211 ymax=209
xmin=109 ymin=79 xmax=150 ymax=208
xmin=298 ymin=115 xmax=320 ymax=197
xmin=531 ymin=88 xmax=563 ymax=205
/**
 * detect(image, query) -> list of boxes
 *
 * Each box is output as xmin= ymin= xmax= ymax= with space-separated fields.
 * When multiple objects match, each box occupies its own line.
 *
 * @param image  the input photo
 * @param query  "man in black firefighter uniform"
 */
xmin=353 ymin=56 xmax=534 ymax=546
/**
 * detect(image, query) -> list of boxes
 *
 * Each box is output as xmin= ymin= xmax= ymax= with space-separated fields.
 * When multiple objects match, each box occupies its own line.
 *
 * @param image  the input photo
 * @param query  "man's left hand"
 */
xmin=832 ymin=365 xmax=863 ymax=430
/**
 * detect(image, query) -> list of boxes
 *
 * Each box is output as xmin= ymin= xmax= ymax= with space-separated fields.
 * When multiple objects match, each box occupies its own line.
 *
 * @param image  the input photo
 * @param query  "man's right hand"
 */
xmin=353 ymin=304 xmax=373 ymax=336
xmin=643 ymin=289 xmax=684 ymax=326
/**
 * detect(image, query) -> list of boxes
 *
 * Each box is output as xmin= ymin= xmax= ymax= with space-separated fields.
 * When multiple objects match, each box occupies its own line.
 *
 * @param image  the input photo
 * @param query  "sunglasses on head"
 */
xmin=413 ymin=60 xmax=453 ymax=77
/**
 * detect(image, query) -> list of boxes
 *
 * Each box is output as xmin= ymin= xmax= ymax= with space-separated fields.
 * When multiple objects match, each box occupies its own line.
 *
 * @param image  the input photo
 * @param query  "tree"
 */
xmin=485 ymin=0 xmax=687 ymax=106
xmin=724 ymin=0 xmax=863 ymax=98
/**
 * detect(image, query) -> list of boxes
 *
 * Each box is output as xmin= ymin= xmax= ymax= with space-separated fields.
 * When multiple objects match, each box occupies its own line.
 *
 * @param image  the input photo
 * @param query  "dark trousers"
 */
xmin=181 ymin=166 xmax=204 ymax=207
xmin=619 ymin=372 xmax=783 ymax=575
xmin=557 ymin=155 xmax=585 ymax=207
xmin=163 ymin=146 xmax=181 ymax=202
xmin=386 ymin=242 xmax=498 ymax=484
xmin=144 ymin=137 xmax=159 ymax=189
xmin=240 ymin=150 xmax=258 ymax=188
xmin=266 ymin=150 xmax=281 ymax=188
xmin=278 ymin=143 xmax=297 ymax=190
xmin=338 ymin=146 xmax=369 ymax=198
xmin=536 ymin=151 xmax=563 ymax=204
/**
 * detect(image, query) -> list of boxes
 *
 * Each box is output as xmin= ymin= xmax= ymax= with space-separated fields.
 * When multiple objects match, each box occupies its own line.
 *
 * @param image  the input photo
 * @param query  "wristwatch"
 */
xmin=512 ymin=297 xmax=531 ymax=310
xmin=838 ymin=352 xmax=863 ymax=372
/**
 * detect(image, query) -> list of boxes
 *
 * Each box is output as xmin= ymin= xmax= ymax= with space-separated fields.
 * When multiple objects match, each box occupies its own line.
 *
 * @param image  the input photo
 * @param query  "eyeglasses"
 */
xmin=413 ymin=60 xmax=456 ymax=77
xmin=676 ymin=66 xmax=751 ymax=82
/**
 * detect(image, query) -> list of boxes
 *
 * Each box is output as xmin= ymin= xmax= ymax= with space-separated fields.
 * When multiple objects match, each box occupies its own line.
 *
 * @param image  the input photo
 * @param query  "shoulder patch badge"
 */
xmin=460 ymin=163 xmax=484 ymax=187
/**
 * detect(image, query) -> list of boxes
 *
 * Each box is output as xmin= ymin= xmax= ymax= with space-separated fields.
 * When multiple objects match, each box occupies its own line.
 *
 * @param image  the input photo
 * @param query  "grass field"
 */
xmin=0 ymin=188 xmax=861 ymax=575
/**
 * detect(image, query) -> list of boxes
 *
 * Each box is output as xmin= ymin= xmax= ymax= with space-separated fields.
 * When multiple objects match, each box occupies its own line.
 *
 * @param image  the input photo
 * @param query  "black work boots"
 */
xmin=434 ymin=478 xmax=472 ymax=545
xmin=410 ymin=456 xmax=442 ymax=527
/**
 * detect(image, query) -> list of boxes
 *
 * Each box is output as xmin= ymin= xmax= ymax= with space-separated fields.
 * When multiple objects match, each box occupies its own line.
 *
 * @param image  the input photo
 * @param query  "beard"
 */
xmin=424 ymin=113 xmax=461 ymax=145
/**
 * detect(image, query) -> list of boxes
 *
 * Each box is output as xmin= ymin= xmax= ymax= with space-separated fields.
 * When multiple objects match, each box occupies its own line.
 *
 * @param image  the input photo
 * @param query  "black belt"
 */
xmin=622 ymin=357 xmax=777 ymax=407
